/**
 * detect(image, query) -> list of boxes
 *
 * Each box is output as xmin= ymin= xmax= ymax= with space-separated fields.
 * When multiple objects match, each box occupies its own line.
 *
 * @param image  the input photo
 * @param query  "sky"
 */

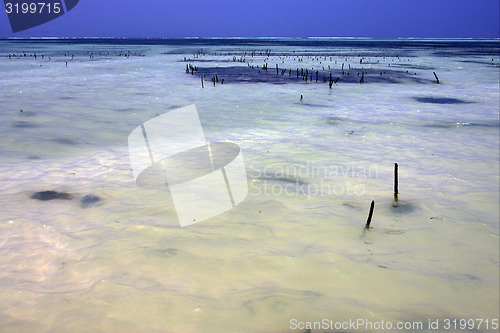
xmin=1 ymin=0 xmax=499 ymax=38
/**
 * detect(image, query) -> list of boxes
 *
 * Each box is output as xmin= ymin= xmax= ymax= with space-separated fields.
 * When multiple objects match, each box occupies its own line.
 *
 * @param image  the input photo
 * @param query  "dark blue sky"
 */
xmin=1 ymin=0 xmax=499 ymax=38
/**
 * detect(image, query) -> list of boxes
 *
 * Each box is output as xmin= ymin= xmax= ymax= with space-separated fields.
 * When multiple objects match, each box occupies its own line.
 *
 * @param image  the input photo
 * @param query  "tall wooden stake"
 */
xmin=365 ymin=200 xmax=375 ymax=229
xmin=393 ymin=163 xmax=399 ymax=207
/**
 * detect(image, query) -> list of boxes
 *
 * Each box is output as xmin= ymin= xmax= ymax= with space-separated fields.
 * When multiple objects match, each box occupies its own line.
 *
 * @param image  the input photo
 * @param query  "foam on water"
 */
xmin=0 ymin=39 xmax=499 ymax=333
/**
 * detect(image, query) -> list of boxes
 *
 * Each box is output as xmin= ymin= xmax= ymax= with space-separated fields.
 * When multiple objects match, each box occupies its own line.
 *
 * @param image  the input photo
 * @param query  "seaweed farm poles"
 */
xmin=392 ymin=163 xmax=399 ymax=207
xmin=433 ymin=72 xmax=440 ymax=84
xmin=365 ymin=200 xmax=375 ymax=229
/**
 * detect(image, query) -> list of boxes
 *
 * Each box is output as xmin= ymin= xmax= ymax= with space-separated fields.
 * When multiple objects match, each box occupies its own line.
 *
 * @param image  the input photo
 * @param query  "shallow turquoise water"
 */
xmin=0 ymin=39 xmax=498 ymax=332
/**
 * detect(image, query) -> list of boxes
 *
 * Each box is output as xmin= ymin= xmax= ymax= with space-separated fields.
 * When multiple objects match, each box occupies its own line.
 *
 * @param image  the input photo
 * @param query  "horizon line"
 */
xmin=1 ymin=36 xmax=499 ymax=41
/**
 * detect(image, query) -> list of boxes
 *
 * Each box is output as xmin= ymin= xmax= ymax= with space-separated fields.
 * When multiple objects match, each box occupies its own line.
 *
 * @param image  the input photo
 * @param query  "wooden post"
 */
xmin=433 ymin=72 xmax=439 ymax=84
xmin=365 ymin=200 xmax=375 ymax=229
xmin=201 ymin=77 xmax=204 ymax=88
xmin=393 ymin=163 xmax=399 ymax=206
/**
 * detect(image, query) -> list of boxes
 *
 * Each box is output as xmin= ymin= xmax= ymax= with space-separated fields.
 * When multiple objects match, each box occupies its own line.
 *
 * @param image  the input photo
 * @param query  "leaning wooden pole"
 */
xmin=365 ymin=200 xmax=375 ymax=229
xmin=433 ymin=72 xmax=439 ymax=84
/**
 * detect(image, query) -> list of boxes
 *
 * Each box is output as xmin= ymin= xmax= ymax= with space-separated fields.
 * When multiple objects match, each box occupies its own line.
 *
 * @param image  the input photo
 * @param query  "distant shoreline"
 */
xmin=0 ymin=37 xmax=498 ymax=48
xmin=1 ymin=37 xmax=499 ymax=42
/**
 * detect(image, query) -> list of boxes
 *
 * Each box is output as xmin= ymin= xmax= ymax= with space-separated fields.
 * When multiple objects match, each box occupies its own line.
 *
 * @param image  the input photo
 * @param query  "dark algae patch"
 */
xmin=31 ymin=190 xmax=73 ymax=201
xmin=80 ymin=194 xmax=103 ymax=208
xmin=31 ymin=191 xmax=105 ymax=207
xmin=413 ymin=97 xmax=474 ymax=104
xmin=188 ymin=64 xmax=433 ymax=85
xmin=13 ymin=121 xmax=37 ymax=128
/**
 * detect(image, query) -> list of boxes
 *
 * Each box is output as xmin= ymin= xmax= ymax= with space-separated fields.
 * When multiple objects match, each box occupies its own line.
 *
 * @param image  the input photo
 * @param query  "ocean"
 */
xmin=0 ymin=38 xmax=499 ymax=332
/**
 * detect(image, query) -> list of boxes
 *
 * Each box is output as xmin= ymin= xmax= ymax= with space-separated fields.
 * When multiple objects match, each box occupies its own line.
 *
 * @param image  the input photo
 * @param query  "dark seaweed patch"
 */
xmin=413 ymin=97 xmax=473 ymax=104
xmin=391 ymin=201 xmax=417 ymax=214
xmin=195 ymin=66 xmax=291 ymax=84
xmin=299 ymin=102 xmax=331 ymax=108
xmin=80 ymin=194 xmax=103 ymax=208
xmin=31 ymin=190 xmax=73 ymax=201
xmin=342 ymin=201 xmax=364 ymax=210
xmin=257 ymin=175 xmax=309 ymax=186
xmin=13 ymin=121 xmax=37 ymax=128
xmin=18 ymin=110 xmax=36 ymax=117
xmin=193 ymin=65 xmax=434 ymax=85
xmin=325 ymin=118 xmax=344 ymax=126
xmin=50 ymin=138 xmax=80 ymax=145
